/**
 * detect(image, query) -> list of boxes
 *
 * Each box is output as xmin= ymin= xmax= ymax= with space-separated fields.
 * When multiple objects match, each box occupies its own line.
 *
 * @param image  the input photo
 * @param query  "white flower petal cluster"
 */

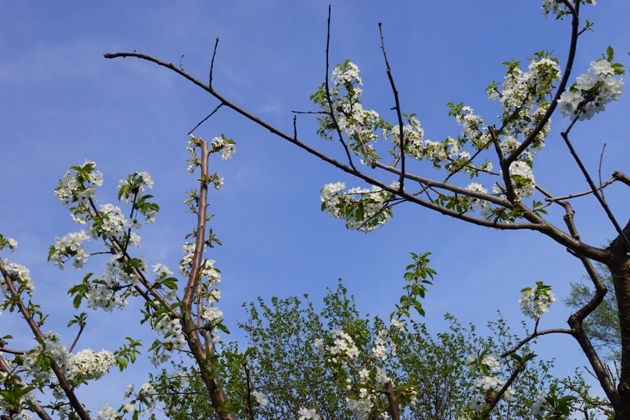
xmin=320 ymin=182 xmax=394 ymax=232
xmin=466 ymin=182 xmax=493 ymax=218
xmin=49 ymin=230 xmax=90 ymax=269
xmin=21 ymin=332 xmax=71 ymax=382
xmin=298 ymin=407 xmax=321 ymax=420
xmin=54 ymin=161 xmax=103 ymax=209
xmin=494 ymin=161 xmax=535 ymax=200
xmin=210 ymin=136 xmax=236 ymax=160
xmin=95 ymin=403 xmax=119 ymax=420
xmin=67 ymin=349 xmax=116 ymax=383
xmin=89 ymin=204 xmax=127 ymax=239
xmin=4 ymin=237 xmax=18 ymax=250
xmin=1 ymin=262 xmax=35 ymax=297
xmin=152 ymin=263 xmax=172 ymax=277
xmin=375 ymin=366 xmax=392 ymax=386
xmin=251 ymin=390 xmax=268 ymax=407
xmin=346 ymin=388 xmax=374 ymax=420
xmin=520 ymin=286 xmax=556 ymax=319
xmin=84 ymin=255 xmax=146 ymax=312
xmin=371 ymin=329 xmax=395 ymax=361
xmin=201 ymin=305 xmax=223 ymax=323
xmin=314 ymin=61 xmax=383 ymax=163
xmin=153 ymin=316 xmax=186 ymax=353
xmin=542 ymin=0 xmax=596 ymax=17
xmin=327 ymin=329 xmax=360 ymax=360
xmin=455 ymin=106 xmax=486 ymax=147
xmin=465 ymin=351 xmax=515 ymax=412
xmin=532 ymin=394 xmax=548 ymax=416
xmin=481 ymin=353 xmax=501 ymax=372
xmin=387 ymin=117 xmax=425 ymax=160
xmin=559 ymin=59 xmax=624 ymax=121
xmin=121 ymin=382 xmax=158 ymax=416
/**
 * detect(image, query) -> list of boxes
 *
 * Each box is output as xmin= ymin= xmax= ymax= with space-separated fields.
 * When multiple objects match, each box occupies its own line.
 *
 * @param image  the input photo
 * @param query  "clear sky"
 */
xmin=1 ymin=0 xmax=629 ymax=416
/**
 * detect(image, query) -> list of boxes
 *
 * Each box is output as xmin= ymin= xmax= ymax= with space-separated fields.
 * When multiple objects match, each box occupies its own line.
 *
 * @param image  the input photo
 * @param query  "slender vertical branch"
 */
xmin=561 ymin=131 xmax=630 ymax=250
xmin=377 ymin=22 xmax=405 ymax=191
xmin=209 ymin=38 xmax=219 ymax=88
xmin=180 ymin=140 xmax=235 ymax=420
xmin=323 ymin=5 xmax=356 ymax=170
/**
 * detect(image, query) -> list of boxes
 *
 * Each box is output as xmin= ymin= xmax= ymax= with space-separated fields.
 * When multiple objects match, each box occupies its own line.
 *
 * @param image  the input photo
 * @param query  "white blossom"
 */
xmin=251 ymin=390 xmax=268 ymax=407
xmin=559 ymin=58 xmax=623 ymax=121
xmin=298 ymin=407 xmax=321 ymax=420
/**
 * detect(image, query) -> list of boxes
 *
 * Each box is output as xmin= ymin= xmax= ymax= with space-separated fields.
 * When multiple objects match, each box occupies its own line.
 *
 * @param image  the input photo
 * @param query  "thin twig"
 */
xmin=189 ymin=103 xmax=224 ymax=135
xmin=209 ymin=38 xmax=219 ymax=87
xmin=561 ymin=131 xmax=630 ymax=250
xmin=599 ymin=143 xmax=607 ymax=200
xmin=378 ymin=22 xmax=406 ymax=191
xmin=322 ymin=5 xmax=356 ymax=170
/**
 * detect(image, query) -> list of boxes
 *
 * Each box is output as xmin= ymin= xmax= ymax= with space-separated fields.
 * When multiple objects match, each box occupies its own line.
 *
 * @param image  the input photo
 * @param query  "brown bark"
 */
xmin=608 ymin=219 xmax=630 ymax=419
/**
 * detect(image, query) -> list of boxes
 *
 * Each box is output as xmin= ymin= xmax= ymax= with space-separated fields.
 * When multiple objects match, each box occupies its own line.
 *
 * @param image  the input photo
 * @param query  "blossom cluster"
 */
xmin=210 ymin=135 xmax=236 ymax=161
xmin=54 ymin=161 xmax=103 ymax=214
xmin=519 ymin=282 xmax=556 ymax=319
xmin=489 ymin=54 xmax=559 ymax=144
xmin=19 ymin=331 xmax=116 ymax=390
xmin=542 ymin=0 xmax=597 ymax=17
xmin=314 ymin=329 xmax=360 ymax=362
xmin=298 ymin=407 xmax=321 ymax=420
xmin=83 ymin=254 xmax=147 ymax=312
xmin=67 ymin=349 xmax=116 ymax=384
xmin=312 ymin=320 xmax=408 ymax=419
xmin=494 ymin=161 xmax=536 ymax=200
xmin=118 ymin=382 xmax=158 ymax=417
xmin=151 ymin=315 xmax=186 ymax=365
xmin=320 ymin=182 xmax=394 ymax=232
xmin=0 ymin=235 xmax=18 ymax=251
xmin=532 ymin=394 xmax=549 ymax=417
xmin=465 ymin=352 xmax=514 ymax=412
xmin=187 ymin=134 xmax=235 ymax=190
xmin=558 ymin=58 xmax=624 ymax=121
xmin=48 ymin=230 xmax=91 ymax=269
xmin=313 ymin=60 xmax=384 ymax=164
xmin=1 ymin=262 xmax=35 ymax=299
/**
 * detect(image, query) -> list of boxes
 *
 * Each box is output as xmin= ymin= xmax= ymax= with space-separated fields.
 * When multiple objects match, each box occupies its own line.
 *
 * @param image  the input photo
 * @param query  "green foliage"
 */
xmin=149 ymin=281 xmax=589 ymax=419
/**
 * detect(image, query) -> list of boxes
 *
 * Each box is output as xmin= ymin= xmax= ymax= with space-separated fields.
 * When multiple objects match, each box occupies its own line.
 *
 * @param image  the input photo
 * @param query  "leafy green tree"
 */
xmin=151 ymin=280 xmax=608 ymax=419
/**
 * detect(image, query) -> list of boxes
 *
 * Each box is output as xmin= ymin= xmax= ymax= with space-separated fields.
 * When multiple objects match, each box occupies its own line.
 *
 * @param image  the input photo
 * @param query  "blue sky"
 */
xmin=1 ymin=0 xmax=629 ymax=415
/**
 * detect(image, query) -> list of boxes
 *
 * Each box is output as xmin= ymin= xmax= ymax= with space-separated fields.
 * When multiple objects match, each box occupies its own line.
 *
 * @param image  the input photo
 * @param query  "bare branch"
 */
xmin=377 ymin=22 xmax=406 ymax=191
xmin=500 ymin=327 xmax=573 ymax=359
xmin=189 ymin=103 xmax=223 ymax=135
xmin=561 ymin=130 xmax=630 ymax=250
xmin=613 ymin=171 xmax=630 ymax=187
xmin=209 ymin=38 xmax=219 ymax=88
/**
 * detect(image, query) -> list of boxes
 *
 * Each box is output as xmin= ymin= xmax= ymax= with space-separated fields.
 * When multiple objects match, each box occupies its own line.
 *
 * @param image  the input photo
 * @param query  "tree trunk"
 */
xmin=607 ymin=220 xmax=630 ymax=419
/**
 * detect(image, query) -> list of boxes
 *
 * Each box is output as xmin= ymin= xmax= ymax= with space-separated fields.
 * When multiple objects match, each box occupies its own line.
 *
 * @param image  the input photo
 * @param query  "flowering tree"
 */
xmin=101 ymin=0 xmax=630 ymax=418
xmin=0 ymin=135 xmax=238 ymax=420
